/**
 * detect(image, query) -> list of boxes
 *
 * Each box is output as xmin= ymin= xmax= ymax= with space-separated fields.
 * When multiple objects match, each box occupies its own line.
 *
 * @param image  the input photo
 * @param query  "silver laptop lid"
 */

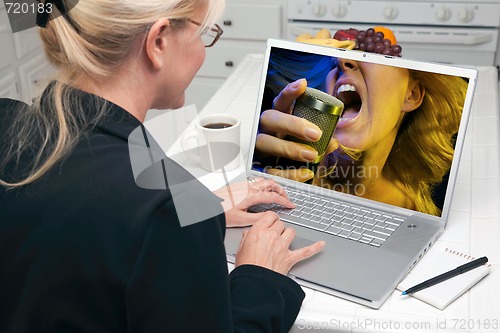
xmin=247 ymin=39 xmax=478 ymax=224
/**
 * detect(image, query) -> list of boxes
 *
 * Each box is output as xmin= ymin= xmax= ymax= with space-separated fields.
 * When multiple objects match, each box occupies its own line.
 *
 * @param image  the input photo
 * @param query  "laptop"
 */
xmin=224 ymin=39 xmax=478 ymax=309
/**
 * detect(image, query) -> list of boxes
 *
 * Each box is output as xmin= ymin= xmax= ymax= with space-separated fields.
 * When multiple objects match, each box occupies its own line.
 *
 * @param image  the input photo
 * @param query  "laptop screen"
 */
xmin=250 ymin=41 xmax=476 ymax=218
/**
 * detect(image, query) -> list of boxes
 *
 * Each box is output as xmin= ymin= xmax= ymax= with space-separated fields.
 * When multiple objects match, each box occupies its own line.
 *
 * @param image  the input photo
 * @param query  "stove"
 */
xmin=287 ymin=0 xmax=500 ymax=66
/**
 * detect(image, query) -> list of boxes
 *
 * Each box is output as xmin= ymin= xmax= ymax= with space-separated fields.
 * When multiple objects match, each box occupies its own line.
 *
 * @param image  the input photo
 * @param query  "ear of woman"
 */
xmin=145 ymin=18 xmax=172 ymax=70
xmin=402 ymin=79 xmax=425 ymax=112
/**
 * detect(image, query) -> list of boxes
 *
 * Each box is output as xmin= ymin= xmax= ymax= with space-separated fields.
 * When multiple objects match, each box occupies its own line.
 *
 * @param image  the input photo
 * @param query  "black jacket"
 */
xmin=0 ymin=90 xmax=304 ymax=333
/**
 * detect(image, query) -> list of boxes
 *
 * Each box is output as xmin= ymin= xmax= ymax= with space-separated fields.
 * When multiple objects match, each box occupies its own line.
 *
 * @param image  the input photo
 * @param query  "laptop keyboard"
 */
xmin=249 ymin=185 xmax=406 ymax=247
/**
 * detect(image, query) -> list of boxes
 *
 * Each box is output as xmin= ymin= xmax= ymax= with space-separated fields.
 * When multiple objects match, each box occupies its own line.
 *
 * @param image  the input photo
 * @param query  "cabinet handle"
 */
xmin=225 ymin=61 xmax=234 ymax=67
xmin=223 ymin=20 xmax=232 ymax=26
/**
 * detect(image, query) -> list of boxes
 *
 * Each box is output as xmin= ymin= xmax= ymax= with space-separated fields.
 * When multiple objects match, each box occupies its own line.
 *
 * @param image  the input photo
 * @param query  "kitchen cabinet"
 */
xmin=185 ymin=0 xmax=286 ymax=111
xmin=0 ymin=7 xmax=54 ymax=103
xmin=0 ymin=6 xmax=19 ymax=100
xmin=0 ymin=1 xmax=286 ymax=109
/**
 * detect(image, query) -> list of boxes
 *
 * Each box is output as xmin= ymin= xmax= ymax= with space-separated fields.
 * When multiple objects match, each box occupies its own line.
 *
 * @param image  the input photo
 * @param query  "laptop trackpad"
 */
xmin=290 ymin=236 xmax=316 ymax=251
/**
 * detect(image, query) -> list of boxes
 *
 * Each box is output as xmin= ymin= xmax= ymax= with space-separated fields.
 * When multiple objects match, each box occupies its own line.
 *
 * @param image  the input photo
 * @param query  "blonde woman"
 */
xmin=317 ymin=60 xmax=466 ymax=215
xmin=0 ymin=1 xmax=324 ymax=332
xmin=255 ymin=54 xmax=466 ymax=216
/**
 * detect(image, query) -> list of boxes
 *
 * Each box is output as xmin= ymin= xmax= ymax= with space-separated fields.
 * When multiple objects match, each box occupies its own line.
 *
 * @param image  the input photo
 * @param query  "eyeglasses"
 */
xmin=186 ymin=19 xmax=224 ymax=48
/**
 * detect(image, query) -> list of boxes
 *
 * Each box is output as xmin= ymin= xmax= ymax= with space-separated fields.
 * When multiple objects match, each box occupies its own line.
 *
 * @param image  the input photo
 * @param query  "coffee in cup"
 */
xmin=181 ymin=114 xmax=241 ymax=172
xmin=203 ymin=122 xmax=234 ymax=129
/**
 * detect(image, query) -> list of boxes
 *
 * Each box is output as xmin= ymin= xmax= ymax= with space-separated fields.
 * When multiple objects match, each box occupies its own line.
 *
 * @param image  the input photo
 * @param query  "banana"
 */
xmin=296 ymin=29 xmax=357 ymax=50
xmin=296 ymin=33 xmax=313 ymax=41
xmin=315 ymin=28 xmax=331 ymax=39
xmin=296 ymin=36 xmax=357 ymax=50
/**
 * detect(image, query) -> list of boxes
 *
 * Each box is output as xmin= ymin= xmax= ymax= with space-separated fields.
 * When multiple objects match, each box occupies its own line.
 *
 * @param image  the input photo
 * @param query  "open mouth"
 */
xmin=336 ymin=83 xmax=362 ymax=123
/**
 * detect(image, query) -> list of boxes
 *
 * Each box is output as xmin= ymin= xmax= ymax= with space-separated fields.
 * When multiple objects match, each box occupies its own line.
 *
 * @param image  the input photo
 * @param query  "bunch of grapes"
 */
xmin=333 ymin=27 xmax=403 ymax=56
xmin=355 ymin=28 xmax=402 ymax=57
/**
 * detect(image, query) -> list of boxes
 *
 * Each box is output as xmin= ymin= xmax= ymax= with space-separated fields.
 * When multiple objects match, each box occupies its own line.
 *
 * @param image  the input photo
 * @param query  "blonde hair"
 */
xmin=0 ymin=0 xmax=224 ymax=188
xmin=387 ymin=71 xmax=467 ymax=215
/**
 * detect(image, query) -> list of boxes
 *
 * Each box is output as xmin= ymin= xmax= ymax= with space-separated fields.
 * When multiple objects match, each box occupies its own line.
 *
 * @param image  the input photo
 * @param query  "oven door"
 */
xmin=288 ymin=22 xmax=499 ymax=66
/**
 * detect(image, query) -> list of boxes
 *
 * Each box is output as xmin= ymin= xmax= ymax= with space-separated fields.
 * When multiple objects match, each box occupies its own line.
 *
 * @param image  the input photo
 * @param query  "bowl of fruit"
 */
xmin=296 ymin=26 xmax=402 ymax=57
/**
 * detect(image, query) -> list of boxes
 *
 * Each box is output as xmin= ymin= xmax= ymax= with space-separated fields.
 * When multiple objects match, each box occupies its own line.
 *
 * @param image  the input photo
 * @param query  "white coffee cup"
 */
xmin=181 ymin=114 xmax=241 ymax=172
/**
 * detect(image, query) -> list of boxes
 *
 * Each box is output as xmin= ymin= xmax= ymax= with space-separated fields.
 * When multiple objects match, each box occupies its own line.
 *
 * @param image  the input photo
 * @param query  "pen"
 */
xmin=401 ymin=256 xmax=488 ymax=295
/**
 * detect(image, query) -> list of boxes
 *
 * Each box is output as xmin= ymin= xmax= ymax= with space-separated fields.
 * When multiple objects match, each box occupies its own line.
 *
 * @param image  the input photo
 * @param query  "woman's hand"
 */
xmin=235 ymin=212 xmax=325 ymax=275
xmin=213 ymin=177 xmax=295 ymax=228
xmin=255 ymin=78 xmax=338 ymax=182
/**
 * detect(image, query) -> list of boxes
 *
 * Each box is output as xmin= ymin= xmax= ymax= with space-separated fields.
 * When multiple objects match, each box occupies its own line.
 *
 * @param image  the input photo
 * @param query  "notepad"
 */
xmin=397 ymin=248 xmax=490 ymax=310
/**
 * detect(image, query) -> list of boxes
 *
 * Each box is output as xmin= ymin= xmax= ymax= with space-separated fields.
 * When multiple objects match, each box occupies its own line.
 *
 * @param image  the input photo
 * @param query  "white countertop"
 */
xmin=196 ymin=54 xmax=500 ymax=333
